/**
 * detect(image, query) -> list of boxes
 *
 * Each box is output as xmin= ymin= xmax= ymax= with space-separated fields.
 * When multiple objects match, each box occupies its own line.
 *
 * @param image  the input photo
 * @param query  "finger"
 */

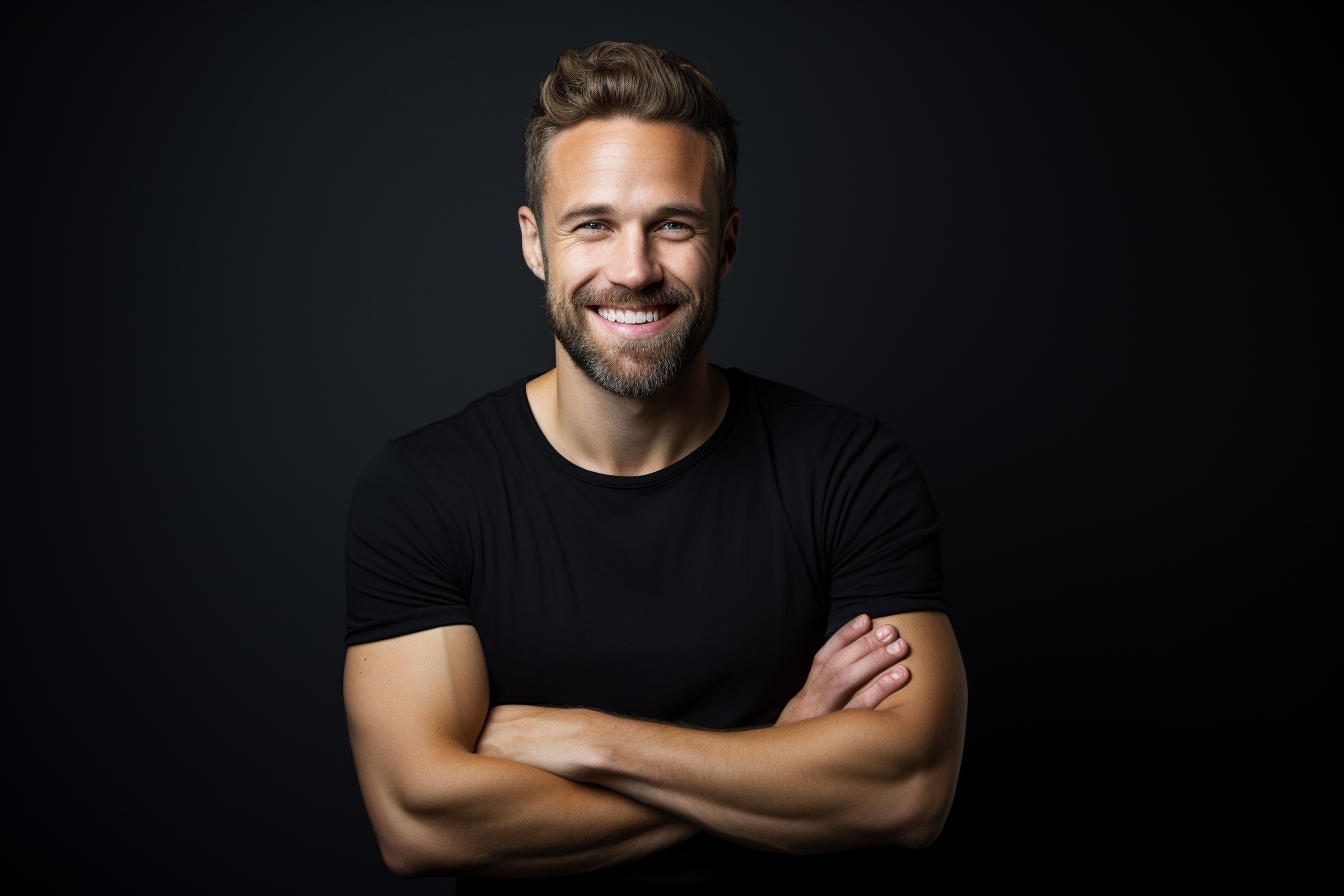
xmin=811 ymin=615 xmax=873 ymax=667
xmin=827 ymin=636 xmax=910 ymax=697
xmin=844 ymin=664 xmax=911 ymax=710
xmin=824 ymin=623 xmax=901 ymax=678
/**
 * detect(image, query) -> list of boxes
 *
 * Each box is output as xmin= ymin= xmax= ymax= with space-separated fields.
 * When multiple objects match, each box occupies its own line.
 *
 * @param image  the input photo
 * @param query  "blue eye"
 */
xmin=662 ymin=221 xmax=689 ymax=231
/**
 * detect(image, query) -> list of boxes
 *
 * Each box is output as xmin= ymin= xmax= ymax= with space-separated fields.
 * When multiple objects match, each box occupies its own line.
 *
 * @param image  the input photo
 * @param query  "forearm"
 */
xmin=365 ymin=748 xmax=695 ymax=878
xmin=572 ymin=709 xmax=957 ymax=853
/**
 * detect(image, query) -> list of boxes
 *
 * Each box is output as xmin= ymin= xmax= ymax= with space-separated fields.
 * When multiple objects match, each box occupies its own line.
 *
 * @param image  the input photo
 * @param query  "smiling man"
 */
xmin=343 ymin=43 xmax=967 ymax=893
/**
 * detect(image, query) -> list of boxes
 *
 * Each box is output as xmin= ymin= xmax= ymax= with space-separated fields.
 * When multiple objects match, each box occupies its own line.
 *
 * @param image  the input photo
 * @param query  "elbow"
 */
xmin=379 ymin=837 xmax=430 ymax=880
xmin=779 ymin=767 xmax=955 ymax=855
xmin=372 ymin=814 xmax=444 ymax=879
xmin=891 ymin=814 xmax=946 ymax=850
xmin=879 ymin=767 xmax=957 ymax=850
xmin=375 ymin=819 xmax=481 ymax=879
xmin=369 ymin=796 xmax=482 ymax=878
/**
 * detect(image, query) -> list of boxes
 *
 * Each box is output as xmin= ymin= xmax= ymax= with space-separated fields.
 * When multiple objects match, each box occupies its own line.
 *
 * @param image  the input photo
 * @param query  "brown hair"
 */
xmin=525 ymin=42 xmax=738 ymax=222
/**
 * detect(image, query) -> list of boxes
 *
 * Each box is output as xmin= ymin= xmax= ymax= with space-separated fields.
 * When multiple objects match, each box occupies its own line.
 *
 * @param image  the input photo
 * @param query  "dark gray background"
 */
xmin=16 ymin=2 xmax=1337 ymax=888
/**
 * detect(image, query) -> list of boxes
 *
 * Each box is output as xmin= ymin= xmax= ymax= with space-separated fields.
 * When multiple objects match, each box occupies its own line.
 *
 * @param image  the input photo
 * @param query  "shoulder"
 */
xmin=391 ymin=380 xmax=520 ymax=459
xmin=730 ymin=369 xmax=927 ymax=495
xmin=354 ymin=378 xmax=531 ymax=507
xmin=738 ymin=370 xmax=866 ymax=420
xmin=733 ymin=369 xmax=894 ymax=454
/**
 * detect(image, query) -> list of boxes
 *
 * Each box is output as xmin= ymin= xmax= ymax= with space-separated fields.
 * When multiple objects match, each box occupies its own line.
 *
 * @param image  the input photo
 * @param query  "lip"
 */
xmin=587 ymin=304 xmax=679 ymax=340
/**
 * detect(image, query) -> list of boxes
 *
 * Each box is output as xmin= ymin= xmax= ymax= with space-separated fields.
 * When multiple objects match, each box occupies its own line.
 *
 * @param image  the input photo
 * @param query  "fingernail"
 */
xmin=891 ymin=666 xmax=906 ymax=679
xmin=877 ymin=626 xmax=894 ymax=642
xmin=887 ymin=640 xmax=905 ymax=655
xmin=853 ymin=616 xmax=868 ymax=629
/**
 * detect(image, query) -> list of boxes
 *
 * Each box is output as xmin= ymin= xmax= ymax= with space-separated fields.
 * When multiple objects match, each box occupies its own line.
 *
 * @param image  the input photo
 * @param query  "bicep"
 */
xmin=344 ymin=626 xmax=490 ymax=811
xmin=870 ymin=611 xmax=967 ymax=761
xmin=346 ymin=627 xmax=692 ymax=874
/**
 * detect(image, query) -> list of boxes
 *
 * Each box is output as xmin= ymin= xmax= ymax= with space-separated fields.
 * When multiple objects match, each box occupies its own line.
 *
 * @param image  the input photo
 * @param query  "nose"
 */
xmin=605 ymin=228 xmax=663 ymax=293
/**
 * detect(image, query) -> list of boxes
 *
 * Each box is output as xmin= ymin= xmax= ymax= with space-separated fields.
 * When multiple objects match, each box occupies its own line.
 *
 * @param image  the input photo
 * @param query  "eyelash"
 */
xmin=576 ymin=222 xmax=690 ymax=233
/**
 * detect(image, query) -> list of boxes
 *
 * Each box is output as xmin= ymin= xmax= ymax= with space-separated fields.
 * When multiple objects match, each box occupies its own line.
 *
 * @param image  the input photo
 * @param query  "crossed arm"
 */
xmin=344 ymin=611 xmax=966 ymax=878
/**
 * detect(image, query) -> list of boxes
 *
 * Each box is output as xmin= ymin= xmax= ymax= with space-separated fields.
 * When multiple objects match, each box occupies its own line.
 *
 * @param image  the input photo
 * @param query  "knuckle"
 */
xmin=829 ymin=666 xmax=860 ymax=692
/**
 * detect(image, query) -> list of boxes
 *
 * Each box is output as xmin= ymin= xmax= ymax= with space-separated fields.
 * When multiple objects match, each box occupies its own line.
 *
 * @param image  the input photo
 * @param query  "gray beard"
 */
xmin=547 ymin=280 xmax=718 ymax=400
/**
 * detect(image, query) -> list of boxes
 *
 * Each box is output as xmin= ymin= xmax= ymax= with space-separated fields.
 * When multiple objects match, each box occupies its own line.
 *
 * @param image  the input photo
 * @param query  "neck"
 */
xmin=525 ymin=340 xmax=730 ymax=476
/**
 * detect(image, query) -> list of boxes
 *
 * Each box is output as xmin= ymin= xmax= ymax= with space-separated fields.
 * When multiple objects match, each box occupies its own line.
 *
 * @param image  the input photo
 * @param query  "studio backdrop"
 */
xmin=16 ymin=3 xmax=1337 ymax=888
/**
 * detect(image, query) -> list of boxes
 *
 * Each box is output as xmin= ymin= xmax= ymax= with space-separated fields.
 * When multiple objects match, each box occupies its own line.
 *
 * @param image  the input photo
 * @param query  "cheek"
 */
xmin=550 ymin=241 xmax=608 ymax=286
xmin=658 ymin=241 xmax=718 ymax=285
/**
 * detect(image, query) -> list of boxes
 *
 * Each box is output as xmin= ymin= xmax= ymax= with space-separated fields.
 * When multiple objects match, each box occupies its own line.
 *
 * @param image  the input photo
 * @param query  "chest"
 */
xmin=464 ymin=458 xmax=826 ymax=727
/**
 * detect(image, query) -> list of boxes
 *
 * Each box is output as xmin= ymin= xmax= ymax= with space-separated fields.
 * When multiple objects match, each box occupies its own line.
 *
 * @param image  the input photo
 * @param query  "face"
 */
xmin=519 ymin=118 xmax=739 ymax=399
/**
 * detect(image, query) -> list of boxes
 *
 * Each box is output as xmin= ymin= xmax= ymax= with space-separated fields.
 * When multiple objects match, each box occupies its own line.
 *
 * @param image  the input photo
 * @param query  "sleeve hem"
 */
xmin=825 ymin=595 xmax=947 ymax=639
xmin=345 ymin=606 xmax=476 ymax=646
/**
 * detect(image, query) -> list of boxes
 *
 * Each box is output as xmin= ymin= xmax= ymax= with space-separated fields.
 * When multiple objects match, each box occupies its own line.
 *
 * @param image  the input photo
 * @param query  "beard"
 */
xmin=546 ymin=277 xmax=718 ymax=400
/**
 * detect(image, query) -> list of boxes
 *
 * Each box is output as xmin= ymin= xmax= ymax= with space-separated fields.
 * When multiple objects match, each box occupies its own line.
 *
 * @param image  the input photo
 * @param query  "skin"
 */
xmin=347 ymin=615 xmax=917 ymax=877
xmin=519 ymin=118 xmax=738 ymax=475
xmin=345 ymin=117 xmax=968 ymax=877
xmin=477 ymin=611 xmax=964 ymax=854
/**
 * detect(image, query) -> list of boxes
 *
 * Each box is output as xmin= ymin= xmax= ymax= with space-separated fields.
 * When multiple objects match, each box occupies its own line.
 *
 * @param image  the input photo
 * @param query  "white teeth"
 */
xmin=599 ymin=307 xmax=665 ymax=324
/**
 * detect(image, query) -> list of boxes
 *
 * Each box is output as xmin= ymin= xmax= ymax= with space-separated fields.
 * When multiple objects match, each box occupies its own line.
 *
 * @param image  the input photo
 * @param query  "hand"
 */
xmin=475 ymin=704 xmax=599 ymax=781
xmin=775 ymin=615 xmax=911 ymax=726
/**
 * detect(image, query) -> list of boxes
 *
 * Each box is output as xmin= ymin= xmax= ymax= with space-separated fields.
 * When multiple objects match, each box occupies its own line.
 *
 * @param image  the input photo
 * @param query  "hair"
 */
xmin=525 ymin=42 xmax=738 ymax=223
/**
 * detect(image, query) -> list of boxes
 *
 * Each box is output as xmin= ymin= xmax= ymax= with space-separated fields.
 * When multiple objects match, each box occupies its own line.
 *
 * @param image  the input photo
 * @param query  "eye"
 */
xmin=576 ymin=221 xmax=607 ymax=232
xmin=659 ymin=221 xmax=692 ymax=233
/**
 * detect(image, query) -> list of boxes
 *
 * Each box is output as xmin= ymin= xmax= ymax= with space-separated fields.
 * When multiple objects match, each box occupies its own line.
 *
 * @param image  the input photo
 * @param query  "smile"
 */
xmin=593 ymin=305 xmax=674 ymax=324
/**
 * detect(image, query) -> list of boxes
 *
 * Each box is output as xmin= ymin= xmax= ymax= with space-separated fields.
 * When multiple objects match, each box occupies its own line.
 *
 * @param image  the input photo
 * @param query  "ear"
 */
xmin=518 ymin=206 xmax=546 ymax=281
xmin=718 ymin=207 xmax=740 ymax=280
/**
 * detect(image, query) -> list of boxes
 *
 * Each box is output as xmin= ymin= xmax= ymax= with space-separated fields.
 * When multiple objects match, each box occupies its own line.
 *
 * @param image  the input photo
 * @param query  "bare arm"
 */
xmin=477 ymin=611 xmax=966 ymax=853
xmin=345 ymin=625 xmax=694 ymax=878
xmin=346 ymin=615 xmax=913 ymax=877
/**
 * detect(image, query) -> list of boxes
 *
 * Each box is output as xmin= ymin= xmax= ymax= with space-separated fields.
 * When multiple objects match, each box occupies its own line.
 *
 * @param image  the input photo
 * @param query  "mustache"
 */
xmin=571 ymin=283 xmax=695 ymax=308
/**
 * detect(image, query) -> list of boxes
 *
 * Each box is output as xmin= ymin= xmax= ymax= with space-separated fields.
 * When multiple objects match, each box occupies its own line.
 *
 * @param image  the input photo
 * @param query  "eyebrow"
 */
xmin=656 ymin=205 xmax=710 ymax=225
xmin=555 ymin=204 xmax=615 ymax=227
xmin=555 ymin=203 xmax=710 ymax=227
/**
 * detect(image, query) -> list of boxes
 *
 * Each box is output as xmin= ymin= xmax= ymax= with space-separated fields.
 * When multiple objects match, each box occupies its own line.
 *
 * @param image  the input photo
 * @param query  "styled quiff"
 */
xmin=525 ymin=42 xmax=738 ymax=222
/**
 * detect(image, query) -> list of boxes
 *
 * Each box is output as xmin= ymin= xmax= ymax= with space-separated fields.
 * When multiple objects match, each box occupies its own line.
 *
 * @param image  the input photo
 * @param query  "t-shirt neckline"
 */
xmin=514 ymin=366 xmax=740 ymax=489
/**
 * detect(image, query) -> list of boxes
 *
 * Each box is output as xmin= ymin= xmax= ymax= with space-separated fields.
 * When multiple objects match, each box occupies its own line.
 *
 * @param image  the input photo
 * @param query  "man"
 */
xmin=344 ymin=42 xmax=966 ymax=892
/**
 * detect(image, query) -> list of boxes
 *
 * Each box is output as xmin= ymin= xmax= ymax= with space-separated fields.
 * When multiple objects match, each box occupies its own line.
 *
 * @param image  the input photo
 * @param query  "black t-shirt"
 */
xmin=345 ymin=367 xmax=945 ymax=890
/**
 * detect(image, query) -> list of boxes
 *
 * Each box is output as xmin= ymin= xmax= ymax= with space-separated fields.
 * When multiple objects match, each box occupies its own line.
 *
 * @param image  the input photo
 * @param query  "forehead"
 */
xmin=544 ymin=118 xmax=712 ymax=215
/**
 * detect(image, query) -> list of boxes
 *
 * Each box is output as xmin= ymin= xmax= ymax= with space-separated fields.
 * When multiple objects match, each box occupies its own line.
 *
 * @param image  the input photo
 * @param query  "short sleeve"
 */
xmin=824 ymin=418 xmax=944 ymax=637
xmin=344 ymin=442 xmax=474 ymax=645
